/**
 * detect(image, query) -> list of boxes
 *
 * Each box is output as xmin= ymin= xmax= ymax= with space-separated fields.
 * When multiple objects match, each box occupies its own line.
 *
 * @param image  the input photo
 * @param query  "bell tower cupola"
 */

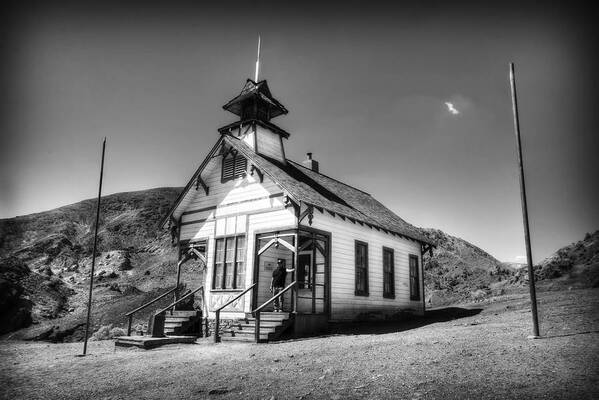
xmin=218 ymin=37 xmax=290 ymax=163
xmin=222 ymin=79 xmax=288 ymax=122
xmin=219 ymin=79 xmax=291 ymax=164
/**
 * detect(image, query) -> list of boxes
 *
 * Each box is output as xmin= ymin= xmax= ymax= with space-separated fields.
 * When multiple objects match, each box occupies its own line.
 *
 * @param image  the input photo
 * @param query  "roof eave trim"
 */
xmin=159 ymin=137 xmax=225 ymax=229
xmin=222 ymin=135 xmax=299 ymax=205
xmin=302 ymin=201 xmax=432 ymax=245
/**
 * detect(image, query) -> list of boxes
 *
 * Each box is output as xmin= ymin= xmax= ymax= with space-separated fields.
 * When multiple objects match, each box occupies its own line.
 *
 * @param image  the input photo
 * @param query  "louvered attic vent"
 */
xmin=222 ymin=152 xmax=247 ymax=182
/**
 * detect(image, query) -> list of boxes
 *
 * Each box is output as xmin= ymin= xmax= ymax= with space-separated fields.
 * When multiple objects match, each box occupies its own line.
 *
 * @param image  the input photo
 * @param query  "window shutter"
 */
xmin=234 ymin=156 xmax=247 ymax=177
xmin=222 ymin=156 xmax=235 ymax=180
xmin=222 ymin=153 xmax=247 ymax=182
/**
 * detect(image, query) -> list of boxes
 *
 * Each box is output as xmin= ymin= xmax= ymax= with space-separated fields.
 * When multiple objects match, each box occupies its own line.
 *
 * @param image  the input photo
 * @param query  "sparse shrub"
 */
xmin=119 ymin=284 xmax=141 ymax=296
xmin=132 ymin=323 xmax=147 ymax=335
xmin=91 ymin=325 xmax=112 ymax=340
xmin=45 ymin=275 xmax=62 ymax=289
xmin=108 ymin=282 xmax=121 ymax=292
xmin=109 ymin=327 xmax=127 ymax=338
xmin=91 ymin=324 xmax=127 ymax=340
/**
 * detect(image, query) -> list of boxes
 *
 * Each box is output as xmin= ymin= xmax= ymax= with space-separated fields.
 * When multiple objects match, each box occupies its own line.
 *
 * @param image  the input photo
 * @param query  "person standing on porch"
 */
xmin=270 ymin=259 xmax=295 ymax=312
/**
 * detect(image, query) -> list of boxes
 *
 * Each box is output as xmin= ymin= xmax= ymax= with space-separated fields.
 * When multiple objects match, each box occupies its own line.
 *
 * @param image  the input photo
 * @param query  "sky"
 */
xmin=2 ymin=1 xmax=597 ymax=263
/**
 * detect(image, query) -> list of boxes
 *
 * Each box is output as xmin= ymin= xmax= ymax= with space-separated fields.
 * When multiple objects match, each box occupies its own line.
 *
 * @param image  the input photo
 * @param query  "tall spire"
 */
xmin=254 ymin=35 xmax=261 ymax=82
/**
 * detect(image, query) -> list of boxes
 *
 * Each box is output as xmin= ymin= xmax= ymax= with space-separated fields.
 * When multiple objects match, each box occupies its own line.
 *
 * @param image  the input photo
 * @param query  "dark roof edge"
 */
xmin=288 ymin=160 xmax=371 ymax=195
xmin=222 ymin=135 xmax=300 ymax=205
xmin=159 ymin=137 xmax=224 ymax=229
xmin=303 ymin=201 xmax=432 ymax=246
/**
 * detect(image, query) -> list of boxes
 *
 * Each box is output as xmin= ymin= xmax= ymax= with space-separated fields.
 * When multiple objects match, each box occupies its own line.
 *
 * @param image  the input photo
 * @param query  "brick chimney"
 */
xmin=302 ymin=152 xmax=319 ymax=173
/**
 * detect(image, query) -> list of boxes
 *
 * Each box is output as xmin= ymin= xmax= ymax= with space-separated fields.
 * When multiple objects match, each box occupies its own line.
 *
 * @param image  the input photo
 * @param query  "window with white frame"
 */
xmin=213 ymin=235 xmax=246 ymax=290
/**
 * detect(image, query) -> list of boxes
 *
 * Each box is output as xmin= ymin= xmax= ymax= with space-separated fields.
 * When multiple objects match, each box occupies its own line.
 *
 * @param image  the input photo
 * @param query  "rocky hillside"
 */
xmin=0 ymin=187 xmax=596 ymax=341
xmin=421 ymin=229 xmax=517 ymax=306
xmin=0 ymin=187 xmax=209 ymax=342
xmin=531 ymin=230 xmax=599 ymax=288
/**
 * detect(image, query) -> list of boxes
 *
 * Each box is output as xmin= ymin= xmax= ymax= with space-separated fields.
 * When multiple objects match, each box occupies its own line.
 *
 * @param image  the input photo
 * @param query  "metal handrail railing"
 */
xmin=214 ymin=283 xmax=257 ymax=343
xmin=125 ymin=286 xmax=179 ymax=335
xmin=156 ymin=285 xmax=204 ymax=315
xmin=253 ymin=281 xmax=297 ymax=343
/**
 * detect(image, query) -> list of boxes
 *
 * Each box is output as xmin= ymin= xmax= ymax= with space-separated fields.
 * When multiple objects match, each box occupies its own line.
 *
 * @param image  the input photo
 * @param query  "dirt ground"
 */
xmin=1 ymin=288 xmax=598 ymax=400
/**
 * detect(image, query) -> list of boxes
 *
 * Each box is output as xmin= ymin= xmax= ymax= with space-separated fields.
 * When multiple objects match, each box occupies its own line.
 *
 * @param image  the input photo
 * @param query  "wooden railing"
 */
xmin=214 ymin=283 xmax=257 ymax=343
xmin=253 ymin=281 xmax=297 ymax=343
xmin=125 ymin=286 xmax=179 ymax=336
xmin=157 ymin=285 xmax=204 ymax=315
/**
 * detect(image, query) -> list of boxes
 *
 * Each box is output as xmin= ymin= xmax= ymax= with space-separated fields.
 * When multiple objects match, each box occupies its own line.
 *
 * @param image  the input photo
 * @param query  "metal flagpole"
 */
xmin=82 ymin=137 xmax=107 ymax=355
xmin=509 ymin=63 xmax=540 ymax=338
xmin=255 ymin=35 xmax=261 ymax=82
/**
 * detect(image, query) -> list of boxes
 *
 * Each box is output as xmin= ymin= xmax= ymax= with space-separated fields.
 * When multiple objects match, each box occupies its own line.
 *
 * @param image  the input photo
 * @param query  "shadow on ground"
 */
xmin=318 ymin=307 xmax=483 ymax=337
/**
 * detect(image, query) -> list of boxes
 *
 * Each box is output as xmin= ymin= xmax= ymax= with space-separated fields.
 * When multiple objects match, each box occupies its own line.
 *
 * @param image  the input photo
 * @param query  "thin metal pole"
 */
xmin=509 ymin=63 xmax=540 ymax=338
xmin=255 ymin=35 xmax=261 ymax=82
xmin=82 ymin=137 xmax=106 ymax=355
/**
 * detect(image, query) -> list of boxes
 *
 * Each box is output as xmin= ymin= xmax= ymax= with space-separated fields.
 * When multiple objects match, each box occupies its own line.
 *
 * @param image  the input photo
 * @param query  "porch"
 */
xmin=115 ymin=227 xmax=331 ymax=347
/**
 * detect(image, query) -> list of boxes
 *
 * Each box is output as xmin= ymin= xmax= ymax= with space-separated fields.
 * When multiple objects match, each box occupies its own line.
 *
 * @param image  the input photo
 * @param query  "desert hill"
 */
xmin=0 ymin=187 xmax=205 ymax=341
xmin=531 ymin=230 xmax=599 ymax=289
xmin=0 ymin=187 xmax=596 ymax=341
xmin=421 ymin=228 xmax=517 ymax=305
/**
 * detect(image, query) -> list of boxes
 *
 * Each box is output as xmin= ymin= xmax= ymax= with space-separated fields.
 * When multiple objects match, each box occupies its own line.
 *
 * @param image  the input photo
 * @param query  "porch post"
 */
xmin=293 ymin=230 xmax=299 ymax=313
xmin=174 ymin=218 xmax=182 ymax=304
xmin=175 ymin=258 xmax=183 ymax=305
xmin=312 ymin=233 xmax=317 ymax=314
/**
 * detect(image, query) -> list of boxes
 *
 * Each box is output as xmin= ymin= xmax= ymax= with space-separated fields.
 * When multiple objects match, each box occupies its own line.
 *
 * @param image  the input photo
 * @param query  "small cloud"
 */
xmin=515 ymin=255 xmax=526 ymax=263
xmin=444 ymin=102 xmax=460 ymax=115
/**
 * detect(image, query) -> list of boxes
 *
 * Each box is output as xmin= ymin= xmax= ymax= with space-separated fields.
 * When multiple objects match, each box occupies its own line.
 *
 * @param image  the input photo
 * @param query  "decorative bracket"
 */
xmin=250 ymin=164 xmax=264 ymax=183
xmin=196 ymin=177 xmax=209 ymax=195
xmin=218 ymin=142 xmax=230 ymax=157
xmin=299 ymin=204 xmax=314 ymax=226
xmin=169 ymin=216 xmax=179 ymax=246
xmin=283 ymin=195 xmax=300 ymax=215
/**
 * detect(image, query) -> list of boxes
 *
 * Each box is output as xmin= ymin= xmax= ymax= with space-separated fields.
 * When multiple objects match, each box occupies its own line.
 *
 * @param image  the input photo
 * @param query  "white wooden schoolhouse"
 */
xmin=157 ymin=77 xmax=434 ymax=342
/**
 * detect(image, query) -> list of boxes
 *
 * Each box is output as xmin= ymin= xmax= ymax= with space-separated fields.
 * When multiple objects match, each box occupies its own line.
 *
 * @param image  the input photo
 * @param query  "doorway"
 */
xmin=252 ymin=228 xmax=330 ymax=315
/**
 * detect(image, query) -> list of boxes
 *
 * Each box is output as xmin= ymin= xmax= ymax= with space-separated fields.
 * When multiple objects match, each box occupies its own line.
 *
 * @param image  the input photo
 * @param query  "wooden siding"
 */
xmin=255 ymin=125 xmax=284 ymax=162
xmin=178 ymin=154 xmax=282 ymax=239
xmin=309 ymin=210 xmax=424 ymax=320
xmin=242 ymin=129 xmax=255 ymax=150
xmin=176 ymin=149 xmax=297 ymax=318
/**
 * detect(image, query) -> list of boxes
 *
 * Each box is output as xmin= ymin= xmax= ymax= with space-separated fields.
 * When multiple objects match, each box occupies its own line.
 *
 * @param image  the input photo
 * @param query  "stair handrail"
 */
xmin=253 ymin=280 xmax=297 ymax=343
xmin=214 ymin=282 xmax=257 ymax=343
xmin=200 ymin=286 xmax=209 ymax=338
xmin=125 ymin=285 xmax=180 ymax=335
xmin=156 ymin=285 xmax=204 ymax=315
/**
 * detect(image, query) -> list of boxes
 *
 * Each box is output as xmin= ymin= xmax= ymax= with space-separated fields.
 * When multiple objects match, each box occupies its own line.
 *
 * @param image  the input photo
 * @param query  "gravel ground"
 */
xmin=1 ymin=288 xmax=598 ymax=400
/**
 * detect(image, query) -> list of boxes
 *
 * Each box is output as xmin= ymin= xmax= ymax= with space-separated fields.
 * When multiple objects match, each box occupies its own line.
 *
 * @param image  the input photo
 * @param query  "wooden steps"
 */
xmin=219 ymin=312 xmax=294 ymax=343
xmin=163 ymin=310 xmax=202 ymax=336
xmin=114 ymin=335 xmax=196 ymax=349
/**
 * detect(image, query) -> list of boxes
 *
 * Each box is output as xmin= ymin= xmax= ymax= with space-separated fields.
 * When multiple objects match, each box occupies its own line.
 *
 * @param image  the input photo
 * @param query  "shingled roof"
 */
xmin=223 ymin=135 xmax=431 ymax=244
